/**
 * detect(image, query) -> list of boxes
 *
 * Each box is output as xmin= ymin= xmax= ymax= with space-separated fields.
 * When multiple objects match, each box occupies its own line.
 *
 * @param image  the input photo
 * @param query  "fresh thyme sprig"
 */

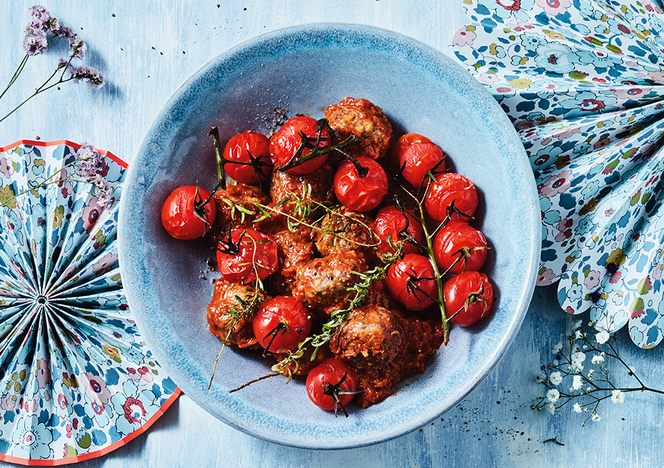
xmin=254 ymin=190 xmax=378 ymax=249
xmin=532 ymin=320 xmax=664 ymax=425
xmin=208 ymin=230 xmax=269 ymax=389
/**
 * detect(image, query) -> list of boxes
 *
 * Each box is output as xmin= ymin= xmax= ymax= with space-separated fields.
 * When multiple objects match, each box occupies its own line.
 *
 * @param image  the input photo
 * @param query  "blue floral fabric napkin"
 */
xmin=452 ymin=0 xmax=664 ymax=348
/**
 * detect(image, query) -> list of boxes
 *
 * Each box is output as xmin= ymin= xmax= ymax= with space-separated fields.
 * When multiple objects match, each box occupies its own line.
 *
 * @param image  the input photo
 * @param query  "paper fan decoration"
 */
xmin=0 ymin=140 xmax=179 ymax=465
xmin=451 ymin=0 xmax=664 ymax=348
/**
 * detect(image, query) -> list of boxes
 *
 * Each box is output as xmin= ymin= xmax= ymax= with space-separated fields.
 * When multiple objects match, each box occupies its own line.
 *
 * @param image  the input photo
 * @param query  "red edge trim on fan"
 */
xmin=0 ymin=139 xmax=128 ymax=169
xmin=0 ymin=389 xmax=182 ymax=466
xmin=0 ymin=139 xmax=182 ymax=465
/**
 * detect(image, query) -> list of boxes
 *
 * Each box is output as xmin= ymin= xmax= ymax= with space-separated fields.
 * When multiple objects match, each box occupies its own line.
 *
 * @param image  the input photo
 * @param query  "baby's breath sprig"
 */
xmin=532 ymin=320 xmax=664 ymax=426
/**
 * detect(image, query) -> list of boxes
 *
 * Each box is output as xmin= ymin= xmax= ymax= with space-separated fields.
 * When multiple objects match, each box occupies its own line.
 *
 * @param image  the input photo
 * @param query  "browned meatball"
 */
xmin=329 ymin=304 xmax=443 ymax=407
xmin=268 ymin=164 xmax=336 ymax=220
xmin=324 ymin=97 xmax=393 ymax=160
xmin=292 ymin=251 xmax=368 ymax=315
xmin=209 ymin=184 xmax=270 ymax=244
xmin=269 ymin=228 xmax=315 ymax=295
xmin=314 ymin=210 xmax=376 ymax=261
xmin=329 ymin=305 xmax=404 ymax=369
xmin=206 ymin=279 xmax=266 ymax=349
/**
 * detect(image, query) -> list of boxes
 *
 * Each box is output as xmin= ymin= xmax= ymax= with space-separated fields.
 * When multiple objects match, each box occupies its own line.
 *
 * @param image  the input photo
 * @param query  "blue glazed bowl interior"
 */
xmin=118 ymin=24 xmax=540 ymax=449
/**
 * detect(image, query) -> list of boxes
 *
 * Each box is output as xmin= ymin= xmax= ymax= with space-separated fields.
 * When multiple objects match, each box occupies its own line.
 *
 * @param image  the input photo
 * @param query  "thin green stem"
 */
xmin=0 ymin=54 xmax=30 ymax=101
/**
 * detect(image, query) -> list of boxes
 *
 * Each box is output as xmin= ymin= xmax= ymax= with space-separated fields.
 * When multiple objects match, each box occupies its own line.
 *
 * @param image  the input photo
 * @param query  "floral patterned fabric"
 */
xmin=0 ymin=141 xmax=178 ymax=464
xmin=452 ymin=0 xmax=664 ymax=348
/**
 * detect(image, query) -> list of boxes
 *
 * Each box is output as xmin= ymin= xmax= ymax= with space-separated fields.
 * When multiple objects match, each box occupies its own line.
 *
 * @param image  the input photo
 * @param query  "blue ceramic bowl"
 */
xmin=118 ymin=24 xmax=540 ymax=449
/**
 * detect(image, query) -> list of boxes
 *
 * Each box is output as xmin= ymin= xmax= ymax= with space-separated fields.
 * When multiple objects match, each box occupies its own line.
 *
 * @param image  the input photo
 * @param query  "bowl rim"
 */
xmin=118 ymin=22 xmax=541 ymax=449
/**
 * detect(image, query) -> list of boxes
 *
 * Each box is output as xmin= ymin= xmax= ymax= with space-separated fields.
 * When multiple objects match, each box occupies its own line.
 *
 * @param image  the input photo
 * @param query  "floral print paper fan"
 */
xmin=0 ymin=140 xmax=179 ymax=465
xmin=451 ymin=0 xmax=664 ymax=348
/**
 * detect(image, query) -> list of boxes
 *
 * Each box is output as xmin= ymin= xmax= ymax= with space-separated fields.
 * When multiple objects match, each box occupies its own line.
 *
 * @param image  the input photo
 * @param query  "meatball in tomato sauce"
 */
xmin=206 ymin=279 xmax=267 ymax=349
xmin=324 ymin=97 xmax=393 ymax=160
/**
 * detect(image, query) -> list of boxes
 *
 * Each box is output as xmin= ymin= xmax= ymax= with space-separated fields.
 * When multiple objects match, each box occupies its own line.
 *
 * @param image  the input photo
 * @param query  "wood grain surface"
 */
xmin=1 ymin=1 xmax=662 ymax=467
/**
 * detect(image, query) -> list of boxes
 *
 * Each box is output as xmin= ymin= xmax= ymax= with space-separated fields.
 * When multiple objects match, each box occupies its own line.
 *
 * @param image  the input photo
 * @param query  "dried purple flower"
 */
xmin=23 ymin=28 xmax=48 ymax=56
xmin=69 ymin=65 xmax=105 ymax=89
xmin=75 ymin=143 xmax=103 ymax=182
xmin=69 ymin=38 xmax=86 ymax=60
xmin=28 ymin=5 xmax=51 ymax=25
xmin=52 ymin=23 xmax=75 ymax=41
xmin=93 ymin=175 xmax=113 ymax=207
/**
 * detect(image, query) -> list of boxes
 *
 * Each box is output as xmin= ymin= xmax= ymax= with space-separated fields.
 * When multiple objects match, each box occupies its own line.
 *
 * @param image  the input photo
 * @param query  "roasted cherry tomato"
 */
xmin=161 ymin=185 xmax=217 ymax=240
xmin=270 ymin=116 xmax=331 ymax=175
xmin=386 ymin=253 xmax=438 ymax=311
xmin=391 ymin=133 xmax=445 ymax=188
xmin=306 ymin=358 xmax=360 ymax=416
xmin=425 ymin=172 xmax=478 ymax=223
xmin=444 ymin=271 xmax=494 ymax=327
xmin=252 ymin=296 xmax=313 ymax=353
xmin=333 ymin=156 xmax=389 ymax=212
xmin=433 ymin=221 xmax=488 ymax=274
xmin=373 ymin=205 xmax=423 ymax=256
xmin=223 ymin=131 xmax=272 ymax=185
xmin=216 ymin=228 xmax=279 ymax=284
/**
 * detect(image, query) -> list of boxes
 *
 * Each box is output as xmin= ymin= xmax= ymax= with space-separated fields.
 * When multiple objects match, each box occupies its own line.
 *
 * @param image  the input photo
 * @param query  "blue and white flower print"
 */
xmin=0 ymin=141 xmax=179 ymax=464
xmin=452 ymin=0 xmax=664 ymax=348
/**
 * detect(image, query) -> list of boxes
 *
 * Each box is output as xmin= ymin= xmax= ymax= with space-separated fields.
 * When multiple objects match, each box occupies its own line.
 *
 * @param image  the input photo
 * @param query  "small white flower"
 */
xmin=550 ymin=372 xmax=563 ymax=386
xmin=547 ymin=402 xmax=557 ymax=414
xmin=571 ymin=351 xmax=586 ymax=365
xmin=591 ymin=354 xmax=605 ymax=365
xmin=592 ymin=413 xmax=601 ymax=422
xmin=596 ymin=330 xmax=610 ymax=344
xmin=547 ymin=389 xmax=560 ymax=403
xmin=572 ymin=375 xmax=583 ymax=390
xmin=537 ymin=373 xmax=547 ymax=383
xmin=611 ymin=389 xmax=625 ymax=404
xmin=572 ymin=403 xmax=583 ymax=413
xmin=575 ymin=330 xmax=583 ymax=340
xmin=552 ymin=342 xmax=563 ymax=354
xmin=572 ymin=320 xmax=582 ymax=329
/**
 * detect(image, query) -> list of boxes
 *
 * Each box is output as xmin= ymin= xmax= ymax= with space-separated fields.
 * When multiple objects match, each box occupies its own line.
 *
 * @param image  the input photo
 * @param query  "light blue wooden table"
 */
xmin=1 ymin=1 xmax=663 ymax=467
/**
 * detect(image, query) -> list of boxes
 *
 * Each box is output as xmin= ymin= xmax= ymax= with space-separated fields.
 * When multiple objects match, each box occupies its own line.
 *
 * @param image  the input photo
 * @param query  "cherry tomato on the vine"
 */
xmin=216 ymin=228 xmax=279 ymax=284
xmin=425 ymin=172 xmax=478 ymax=223
xmin=223 ymin=131 xmax=272 ymax=185
xmin=443 ymin=271 xmax=494 ymax=327
xmin=386 ymin=253 xmax=438 ymax=311
xmin=306 ymin=358 xmax=360 ymax=415
xmin=433 ymin=221 xmax=488 ymax=274
xmin=334 ymin=156 xmax=388 ymax=212
xmin=270 ymin=116 xmax=331 ymax=175
xmin=391 ymin=133 xmax=445 ymax=188
xmin=252 ymin=296 xmax=313 ymax=353
xmin=161 ymin=185 xmax=217 ymax=240
xmin=373 ymin=205 xmax=423 ymax=256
